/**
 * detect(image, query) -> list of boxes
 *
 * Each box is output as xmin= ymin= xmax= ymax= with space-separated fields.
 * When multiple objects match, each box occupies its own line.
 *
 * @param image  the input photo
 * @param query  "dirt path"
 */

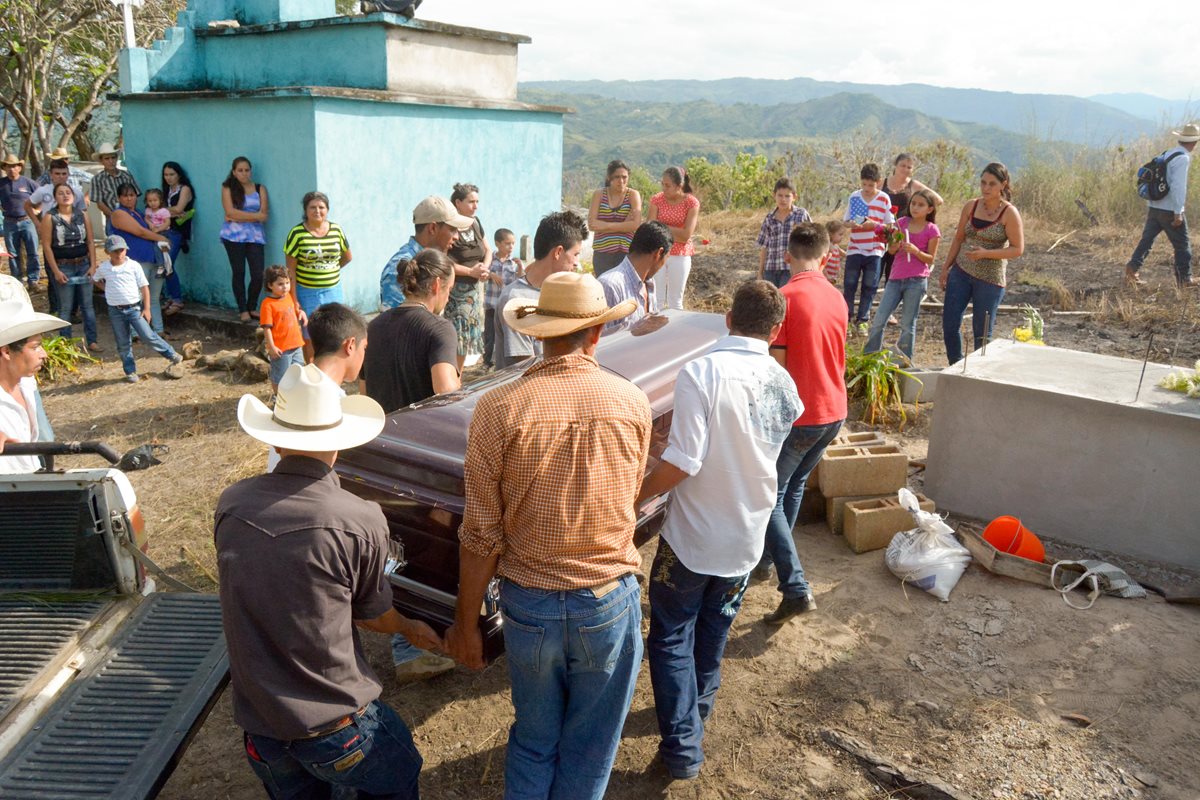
xmin=24 ymin=219 xmax=1200 ymax=799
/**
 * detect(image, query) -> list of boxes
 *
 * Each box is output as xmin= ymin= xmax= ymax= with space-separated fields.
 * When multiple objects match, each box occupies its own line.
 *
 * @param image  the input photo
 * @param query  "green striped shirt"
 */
xmin=284 ymin=222 xmax=350 ymax=288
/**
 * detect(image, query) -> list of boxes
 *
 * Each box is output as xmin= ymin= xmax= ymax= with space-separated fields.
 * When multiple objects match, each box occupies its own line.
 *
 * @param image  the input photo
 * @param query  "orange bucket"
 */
xmin=983 ymin=516 xmax=1045 ymax=563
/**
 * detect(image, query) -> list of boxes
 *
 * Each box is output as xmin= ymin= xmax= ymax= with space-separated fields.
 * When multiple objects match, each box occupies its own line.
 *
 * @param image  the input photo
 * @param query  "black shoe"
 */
xmin=763 ymin=594 xmax=816 ymax=625
xmin=751 ymin=562 xmax=774 ymax=584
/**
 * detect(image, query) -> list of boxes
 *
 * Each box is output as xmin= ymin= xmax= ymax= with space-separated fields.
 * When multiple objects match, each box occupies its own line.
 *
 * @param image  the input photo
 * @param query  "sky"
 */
xmin=426 ymin=1 xmax=1199 ymax=101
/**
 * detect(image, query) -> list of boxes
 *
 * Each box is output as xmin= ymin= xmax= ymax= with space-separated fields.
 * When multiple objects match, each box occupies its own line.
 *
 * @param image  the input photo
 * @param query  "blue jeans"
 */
xmin=390 ymin=634 xmax=427 ymax=666
xmin=499 ymin=573 xmax=642 ymax=800
xmin=764 ymin=269 xmax=790 ymax=289
xmin=295 ymin=283 xmax=343 ymax=320
xmin=760 ymin=421 xmax=843 ymax=599
xmin=865 ymin=276 xmax=927 ymax=360
xmin=107 ymin=303 xmax=178 ymax=376
xmin=942 ymin=266 xmax=1005 ymax=365
xmin=4 ymin=217 xmax=40 ymax=283
xmin=269 ymin=347 xmax=306 ymax=386
xmin=843 ymin=254 xmax=881 ymax=324
xmin=135 ymin=261 xmax=166 ymax=334
xmin=53 ymin=260 xmax=98 ymax=345
xmin=163 ymin=229 xmax=185 ymax=302
xmin=243 ymin=700 xmax=422 ymax=800
xmin=647 ymin=538 xmax=747 ymax=777
xmin=1128 ymin=208 xmax=1192 ymax=283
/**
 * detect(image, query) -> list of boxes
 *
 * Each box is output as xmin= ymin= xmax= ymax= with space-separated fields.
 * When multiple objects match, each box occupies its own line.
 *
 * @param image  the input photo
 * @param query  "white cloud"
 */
xmin=423 ymin=0 xmax=1199 ymax=100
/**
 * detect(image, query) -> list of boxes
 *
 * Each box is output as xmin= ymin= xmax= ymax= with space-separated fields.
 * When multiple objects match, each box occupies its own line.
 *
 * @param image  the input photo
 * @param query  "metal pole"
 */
xmin=1134 ymin=334 xmax=1155 ymax=403
xmin=981 ymin=312 xmax=991 ymax=357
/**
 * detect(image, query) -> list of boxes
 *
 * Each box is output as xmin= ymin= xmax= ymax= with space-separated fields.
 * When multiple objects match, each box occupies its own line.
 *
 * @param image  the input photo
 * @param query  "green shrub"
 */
xmin=845 ymin=345 xmax=916 ymax=426
xmin=39 ymin=336 xmax=98 ymax=382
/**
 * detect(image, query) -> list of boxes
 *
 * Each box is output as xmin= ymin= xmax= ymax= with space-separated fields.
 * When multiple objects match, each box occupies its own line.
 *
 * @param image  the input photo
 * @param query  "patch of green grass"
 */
xmin=39 ymin=336 xmax=99 ymax=382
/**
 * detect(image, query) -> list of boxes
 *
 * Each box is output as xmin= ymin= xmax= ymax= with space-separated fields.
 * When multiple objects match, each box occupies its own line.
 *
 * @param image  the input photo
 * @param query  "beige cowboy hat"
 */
xmin=412 ymin=195 xmax=473 ymax=230
xmin=45 ymin=147 xmax=71 ymax=160
xmin=237 ymin=363 xmax=385 ymax=452
xmin=503 ymin=272 xmax=637 ymax=339
xmin=0 ymin=299 xmax=65 ymax=348
xmin=1172 ymin=123 xmax=1200 ymax=143
xmin=1 ymin=154 xmax=23 ymax=167
xmin=94 ymin=142 xmax=120 ymax=157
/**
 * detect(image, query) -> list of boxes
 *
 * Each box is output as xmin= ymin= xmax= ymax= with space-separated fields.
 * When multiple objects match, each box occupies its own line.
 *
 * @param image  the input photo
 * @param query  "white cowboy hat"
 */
xmin=237 ymin=363 xmax=385 ymax=452
xmin=0 ymin=276 xmax=31 ymax=306
xmin=95 ymin=142 xmax=120 ymax=157
xmin=502 ymin=272 xmax=637 ymax=339
xmin=0 ymin=299 xmax=65 ymax=348
xmin=1172 ymin=123 xmax=1200 ymax=143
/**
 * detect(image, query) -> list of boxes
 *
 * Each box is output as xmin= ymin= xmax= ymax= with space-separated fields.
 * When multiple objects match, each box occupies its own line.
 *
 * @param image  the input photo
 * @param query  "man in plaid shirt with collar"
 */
xmin=447 ymin=272 xmax=648 ymax=800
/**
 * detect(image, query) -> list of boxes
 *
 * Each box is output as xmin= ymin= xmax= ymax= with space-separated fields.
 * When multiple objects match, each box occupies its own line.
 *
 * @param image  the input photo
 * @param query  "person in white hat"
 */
xmin=1127 ymin=122 xmax=1200 ymax=287
xmin=379 ymin=195 xmax=473 ymax=310
xmin=36 ymin=147 xmax=91 ymax=203
xmin=446 ymin=271 xmax=649 ymax=800
xmin=89 ymin=142 xmax=140 ymax=223
xmin=0 ymin=299 xmax=67 ymax=473
xmin=216 ymin=362 xmax=438 ymax=798
xmin=1 ymin=153 xmax=43 ymax=293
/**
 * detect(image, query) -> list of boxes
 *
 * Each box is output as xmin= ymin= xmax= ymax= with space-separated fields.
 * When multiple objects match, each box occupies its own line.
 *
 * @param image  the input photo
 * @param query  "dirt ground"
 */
xmin=21 ymin=210 xmax=1200 ymax=799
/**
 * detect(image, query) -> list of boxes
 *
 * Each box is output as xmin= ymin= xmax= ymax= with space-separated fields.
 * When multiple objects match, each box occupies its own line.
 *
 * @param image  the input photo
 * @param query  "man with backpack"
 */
xmin=1127 ymin=123 xmax=1199 ymax=287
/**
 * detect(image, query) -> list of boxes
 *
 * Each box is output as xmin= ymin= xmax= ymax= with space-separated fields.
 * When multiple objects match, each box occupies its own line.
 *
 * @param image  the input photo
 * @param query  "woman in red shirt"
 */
xmin=646 ymin=166 xmax=700 ymax=310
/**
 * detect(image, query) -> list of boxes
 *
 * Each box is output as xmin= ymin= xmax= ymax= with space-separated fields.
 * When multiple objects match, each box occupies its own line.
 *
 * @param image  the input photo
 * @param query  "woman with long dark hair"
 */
xmin=940 ymin=162 xmax=1024 ymax=364
xmin=646 ymin=166 xmax=700 ymax=310
xmin=444 ymin=182 xmax=491 ymax=370
xmin=880 ymin=153 xmax=943 ymax=284
xmin=588 ymin=159 xmax=642 ymax=276
xmin=40 ymin=183 xmax=98 ymax=350
xmin=160 ymin=161 xmax=194 ymax=315
xmin=219 ymin=156 xmax=269 ymax=322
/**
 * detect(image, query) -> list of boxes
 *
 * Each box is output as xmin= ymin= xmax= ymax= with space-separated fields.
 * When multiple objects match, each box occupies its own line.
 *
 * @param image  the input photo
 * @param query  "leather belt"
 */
xmin=112 ymin=302 xmax=140 ymax=310
xmin=299 ymin=704 xmax=369 ymax=740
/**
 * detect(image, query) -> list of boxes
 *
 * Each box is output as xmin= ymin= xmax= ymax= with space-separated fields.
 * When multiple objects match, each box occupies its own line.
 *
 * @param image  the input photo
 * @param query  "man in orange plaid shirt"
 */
xmin=447 ymin=272 xmax=649 ymax=800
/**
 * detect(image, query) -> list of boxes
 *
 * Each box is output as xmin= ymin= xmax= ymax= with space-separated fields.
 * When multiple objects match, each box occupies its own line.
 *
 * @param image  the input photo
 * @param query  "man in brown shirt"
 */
xmin=446 ymin=272 xmax=648 ymax=800
xmin=216 ymin=362 xmax=440 ymax=799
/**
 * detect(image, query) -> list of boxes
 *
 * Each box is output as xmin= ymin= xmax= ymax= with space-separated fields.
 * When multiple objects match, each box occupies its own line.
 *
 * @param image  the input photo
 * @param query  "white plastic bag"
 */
xmin=884 ymin=489 xmax=972 ymax=601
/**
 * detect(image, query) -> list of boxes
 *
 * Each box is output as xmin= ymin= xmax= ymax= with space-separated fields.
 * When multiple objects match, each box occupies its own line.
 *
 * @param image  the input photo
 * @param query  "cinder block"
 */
xmin=817 ymin=445 xmax=908 ymax=498
xmin=825 ymin=493 xmax=893 ymax=535
xmin=843 ymin=494 xmax=936 ymax=554
xmin=811 ymin=431 xmax=886 ymax=490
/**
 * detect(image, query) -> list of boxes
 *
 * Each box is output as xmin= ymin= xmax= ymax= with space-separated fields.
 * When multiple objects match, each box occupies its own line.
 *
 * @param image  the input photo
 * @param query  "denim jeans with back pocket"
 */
xmin=499 ymin=573 xmax=642 ymax=800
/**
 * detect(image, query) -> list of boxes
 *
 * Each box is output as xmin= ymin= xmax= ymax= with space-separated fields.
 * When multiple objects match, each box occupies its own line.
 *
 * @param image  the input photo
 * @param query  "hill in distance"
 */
xmin=1088 ymin=92 xmax=1197 ymax=124
xmin=520 ymin=88 xmax=1056 ymax=175
xmin=523 ymin=77 xmax=1159 ymax=146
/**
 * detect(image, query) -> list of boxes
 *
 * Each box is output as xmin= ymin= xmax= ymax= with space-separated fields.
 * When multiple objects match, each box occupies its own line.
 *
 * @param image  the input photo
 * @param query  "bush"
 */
xmin=38 ymin=335 xmax=98 ymax=382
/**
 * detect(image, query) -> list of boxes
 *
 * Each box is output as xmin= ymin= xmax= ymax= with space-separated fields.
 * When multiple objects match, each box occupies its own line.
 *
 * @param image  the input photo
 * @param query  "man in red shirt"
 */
xmin=760 ymin=222 xmax=848 ymax=624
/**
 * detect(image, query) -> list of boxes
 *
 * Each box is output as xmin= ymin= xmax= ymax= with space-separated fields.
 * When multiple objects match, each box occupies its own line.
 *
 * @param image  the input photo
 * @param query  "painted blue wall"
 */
xmin=200 ymin=25 xmax=388 ymax=92
xmin=120 ymin=96 xmax=318 ymax=308
xmin=312 ymin=98 xmax=564 ymax=311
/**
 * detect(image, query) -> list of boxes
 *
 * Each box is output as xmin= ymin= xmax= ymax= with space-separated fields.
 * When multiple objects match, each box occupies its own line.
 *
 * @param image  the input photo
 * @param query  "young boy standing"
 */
xmin=259 ymin=265 xmax=307 ymax=395
xmin=483 ymin=228 xmax=523 ymax=368
xmin=92 ymin=235 xmax=182 ymax=382
xmin=757 ymin=178 xmax=811 ymax=288
xmin=842 ymin=164 xmax=893 ymax=334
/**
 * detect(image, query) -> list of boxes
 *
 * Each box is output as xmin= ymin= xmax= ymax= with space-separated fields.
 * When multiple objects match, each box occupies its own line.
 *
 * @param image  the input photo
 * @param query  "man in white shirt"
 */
xmin=0 ymin=299 xmax=69 ymax=473
xmin=1127 ymin=122 xmax=1199 ymax=287
xmin=635 ymin=279 xmax=802 ymax=781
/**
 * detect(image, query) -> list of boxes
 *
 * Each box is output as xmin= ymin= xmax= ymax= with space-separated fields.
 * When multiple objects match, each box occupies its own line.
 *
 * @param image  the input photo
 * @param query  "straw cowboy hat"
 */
xmin=1172 ymin=123 xmax=1200 ymax=143
xmin=94 ymin=142 xmax=120 ymax=157
xmin=237 ymin=363 xmax=384 ymax=452
xmin=0 ymin=299 xmax=66 ymax=348
xmin=503 ymin=272 xmax=637 ymax=339
xmin=1 ymin=154 xmax=23 ymax=166
xmin=44 ymin=147 xmax=71 ymax=160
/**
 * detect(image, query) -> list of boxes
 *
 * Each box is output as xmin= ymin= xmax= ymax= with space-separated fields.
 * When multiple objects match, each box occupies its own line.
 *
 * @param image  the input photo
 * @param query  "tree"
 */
xmin=0 ymin=0 xmax=183 ymax=175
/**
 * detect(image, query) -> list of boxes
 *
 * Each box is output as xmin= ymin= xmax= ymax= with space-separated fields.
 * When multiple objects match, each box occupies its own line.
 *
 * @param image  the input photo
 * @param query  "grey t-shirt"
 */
xmin=494 ymin=277 xmax=542 ymax=369
xmin=214 ymin=456 xmax=394 ymax=740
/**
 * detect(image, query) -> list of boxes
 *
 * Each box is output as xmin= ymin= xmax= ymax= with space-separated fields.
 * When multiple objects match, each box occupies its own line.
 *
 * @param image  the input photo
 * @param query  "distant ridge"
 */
xmin=523 ymin=78 xmax=1158 ymax=146
xmin=1088 ymin=92 xmax=1196 ymax=125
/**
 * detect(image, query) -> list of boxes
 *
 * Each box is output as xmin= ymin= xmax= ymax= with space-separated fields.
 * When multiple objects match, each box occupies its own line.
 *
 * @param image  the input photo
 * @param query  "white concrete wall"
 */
xmin=385 ymin=27 xmax=518 ymax=100
xmin=925 ymin=341 xmax=1200 ymax=568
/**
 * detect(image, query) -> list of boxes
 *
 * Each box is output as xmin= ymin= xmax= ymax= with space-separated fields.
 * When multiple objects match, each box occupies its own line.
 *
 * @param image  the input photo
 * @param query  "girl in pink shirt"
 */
xmin=865 ymin=189 xmax=940 ymax=361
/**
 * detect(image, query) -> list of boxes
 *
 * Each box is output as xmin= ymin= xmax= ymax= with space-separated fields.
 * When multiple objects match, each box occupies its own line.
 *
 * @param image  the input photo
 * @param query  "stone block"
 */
xmin=816 ymin=445 xmax=908 ymax=499
xmin=843 ymin=494 xmax=936 ymax=554
xmin=811 ymin=431 xmax=886 ymax=491
xmin=825 ymin=493 xmax=893 ymax=536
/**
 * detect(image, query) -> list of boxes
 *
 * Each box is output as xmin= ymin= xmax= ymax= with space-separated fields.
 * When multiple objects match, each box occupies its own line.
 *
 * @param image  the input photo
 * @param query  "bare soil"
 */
xmin=19 ymin=210 xmax=1200 ymax=799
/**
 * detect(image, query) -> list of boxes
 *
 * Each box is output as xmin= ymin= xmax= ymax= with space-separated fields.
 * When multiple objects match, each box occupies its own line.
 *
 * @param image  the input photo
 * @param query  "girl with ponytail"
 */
xmin=646 ymin=166 xmax=701 ymax=309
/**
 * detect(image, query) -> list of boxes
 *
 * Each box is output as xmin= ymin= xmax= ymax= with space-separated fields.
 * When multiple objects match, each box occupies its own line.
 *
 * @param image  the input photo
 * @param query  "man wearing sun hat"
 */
xmin=89 ymin=142 xmax=139 ymax=224
xmin=1 ymin=154 xmax=42 ymax=292
xmin=379 ymin=195 xmax=473 ymax=310
xmin=446 ymin=272 xmax=651 ymax=800
xmin=0 ymin=299 xmax=67 ymax=473
xmin=1127 ymin=122 xmax=1200 ymax=287
xmin=216 ymin=362 xmax=437 ymax=799
xmin=36 ymin=146 xmax=91 ymax=204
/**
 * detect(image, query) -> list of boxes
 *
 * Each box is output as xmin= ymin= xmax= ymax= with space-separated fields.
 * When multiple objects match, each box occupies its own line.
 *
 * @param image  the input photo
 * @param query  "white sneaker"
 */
xmin=394 ymin=653 xmax=455 ymax=684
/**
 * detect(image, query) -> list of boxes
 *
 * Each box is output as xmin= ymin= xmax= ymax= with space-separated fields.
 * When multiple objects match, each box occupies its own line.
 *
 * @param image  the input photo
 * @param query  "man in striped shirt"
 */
xmin=446 ymin=273 xmax=647 ymax=800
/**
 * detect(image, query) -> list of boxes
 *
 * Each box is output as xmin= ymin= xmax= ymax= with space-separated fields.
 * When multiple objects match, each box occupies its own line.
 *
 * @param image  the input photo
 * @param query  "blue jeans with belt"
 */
xmin=3 ymin=217 xmax=40 ymax=283
xmin=647 ymin=538 xmax=748 ymax=778
xmin=941 ymin=265 xmax=1005 ymax=365
xmin=53 ymin=258 xmax=97 ymax=345
xmin=243 ymin=700 xmax=422 ymax=800
xmin=760 ymin=420 xmax=844 ymax=600
xmin=499 ymin=573 xmax=642 ymax=800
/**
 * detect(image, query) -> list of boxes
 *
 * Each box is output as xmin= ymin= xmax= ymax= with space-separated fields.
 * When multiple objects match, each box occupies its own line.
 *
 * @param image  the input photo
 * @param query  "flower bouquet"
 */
xmin=1159 ymin=362 xmax=1200 ymax=398
xmin=1012 ymin=304 xmax=1045 ymax=345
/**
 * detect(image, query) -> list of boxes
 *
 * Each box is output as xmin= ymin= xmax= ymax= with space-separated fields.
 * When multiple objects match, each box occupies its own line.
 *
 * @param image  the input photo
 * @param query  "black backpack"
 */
xmin=1137 ymin=150 xmax=1183 ymax=201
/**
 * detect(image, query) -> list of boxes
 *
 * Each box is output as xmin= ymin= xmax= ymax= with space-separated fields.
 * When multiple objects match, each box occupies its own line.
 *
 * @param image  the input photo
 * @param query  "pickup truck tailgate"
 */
xmin=0 ymin=593 xmax=228 ymax=800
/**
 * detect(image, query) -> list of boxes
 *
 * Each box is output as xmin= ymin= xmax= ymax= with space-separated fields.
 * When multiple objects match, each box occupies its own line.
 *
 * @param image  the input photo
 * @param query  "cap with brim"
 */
xmin=0 ymin=299 xmax=67 ymax=348
xmin=502 ymin=272 xmax=637 ymax=339
xmin=1173 ymin=123 xmax=1200 ymax=143
xmin=237 ymin=363 xmax=385 ymax=452
xmin=1 ymin=154 xmax=23 ymax=166
xmin=105 ymin=235 xmax=128 ymax=252
xmin=412 ymin=195 xmax=474 ymax=231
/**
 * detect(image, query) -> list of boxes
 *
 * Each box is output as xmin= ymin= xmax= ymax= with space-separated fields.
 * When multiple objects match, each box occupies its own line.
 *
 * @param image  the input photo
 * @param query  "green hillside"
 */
xmin=523 ymin=78 xmax=1157 ymax=146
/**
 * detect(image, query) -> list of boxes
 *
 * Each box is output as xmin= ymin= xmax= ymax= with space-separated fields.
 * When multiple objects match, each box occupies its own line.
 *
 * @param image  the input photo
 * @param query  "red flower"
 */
xmin=700 ymin=239 xmax=710 ymax=245
xmin=890 ymin=205 xmax=899 ymax=214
